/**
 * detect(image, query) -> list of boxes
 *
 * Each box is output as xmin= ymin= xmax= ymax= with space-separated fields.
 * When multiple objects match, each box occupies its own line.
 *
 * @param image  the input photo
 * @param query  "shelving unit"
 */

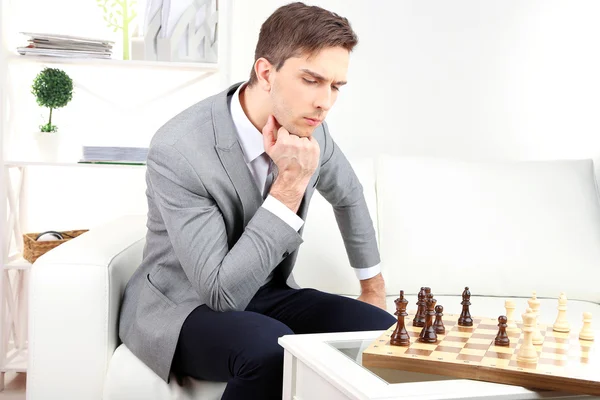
xmin=0 ymin=0 xmax=231 ymax=390
xmin=7 ymin=51 xmax=221 ymax=72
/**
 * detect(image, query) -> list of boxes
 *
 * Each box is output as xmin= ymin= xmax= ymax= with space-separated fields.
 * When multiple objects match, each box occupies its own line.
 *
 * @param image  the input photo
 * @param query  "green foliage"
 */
xmin=31 ymin=68 xmax=74 ymax=132
xmin=96 ymin=0 xmax=138 ymax=59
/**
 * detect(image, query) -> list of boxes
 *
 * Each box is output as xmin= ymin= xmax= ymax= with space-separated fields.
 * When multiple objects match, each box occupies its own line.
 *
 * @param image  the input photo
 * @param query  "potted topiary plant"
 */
xmin=31 ymin=67 xmax=74 ymax=161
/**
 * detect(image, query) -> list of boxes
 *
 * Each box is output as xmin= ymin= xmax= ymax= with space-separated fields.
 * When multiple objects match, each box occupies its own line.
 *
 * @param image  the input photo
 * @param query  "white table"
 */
xmin=278 ymin=330 xmax=598 ymax=400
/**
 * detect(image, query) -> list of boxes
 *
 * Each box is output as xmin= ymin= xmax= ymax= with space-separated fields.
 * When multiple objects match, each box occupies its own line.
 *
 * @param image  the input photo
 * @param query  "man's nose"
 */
xmin=314 ymin=87 xmax=333 ymax=111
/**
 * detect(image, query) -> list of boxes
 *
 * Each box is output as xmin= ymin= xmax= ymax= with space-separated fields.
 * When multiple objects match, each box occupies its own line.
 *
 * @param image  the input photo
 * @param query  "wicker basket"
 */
xmin=23 ymin=229 xmax=89 ymax=264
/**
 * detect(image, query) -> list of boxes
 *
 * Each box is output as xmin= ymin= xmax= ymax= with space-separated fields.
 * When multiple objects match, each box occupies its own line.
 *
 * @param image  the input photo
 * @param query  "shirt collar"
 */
xmin=230 ymin=82 xmax=265 ymax=164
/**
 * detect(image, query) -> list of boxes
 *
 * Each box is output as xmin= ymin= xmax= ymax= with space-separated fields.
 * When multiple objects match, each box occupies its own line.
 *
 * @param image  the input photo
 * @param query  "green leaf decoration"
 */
xmin=31 ymin=68 xmax=73 ymax=132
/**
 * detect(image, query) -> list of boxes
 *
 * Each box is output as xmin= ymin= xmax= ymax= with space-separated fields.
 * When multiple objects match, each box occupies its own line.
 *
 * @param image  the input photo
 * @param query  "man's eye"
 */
xmin=303 ymin=78 xmax=317 ymax=84
xmin=332 ymin=86 xmax=340 ymax=92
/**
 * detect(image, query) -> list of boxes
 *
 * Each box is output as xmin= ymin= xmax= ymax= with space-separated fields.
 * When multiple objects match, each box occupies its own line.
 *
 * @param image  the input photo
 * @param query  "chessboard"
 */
xmin=362 ymin=313 xmax=600 ymax=396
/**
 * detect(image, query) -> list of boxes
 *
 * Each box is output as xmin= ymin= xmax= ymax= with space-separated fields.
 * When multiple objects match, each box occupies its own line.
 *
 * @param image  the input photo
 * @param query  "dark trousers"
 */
xmin=171 ymin=279 xmax=395 ymax=400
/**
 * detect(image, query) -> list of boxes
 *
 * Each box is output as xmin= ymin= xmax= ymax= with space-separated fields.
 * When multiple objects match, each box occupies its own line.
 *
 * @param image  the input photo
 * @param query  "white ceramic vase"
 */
xmin=33 ymin=131 xmax=60 ymax=162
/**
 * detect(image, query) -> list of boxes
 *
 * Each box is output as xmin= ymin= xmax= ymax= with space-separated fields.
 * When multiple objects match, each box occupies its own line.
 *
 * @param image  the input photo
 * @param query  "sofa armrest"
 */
xmin=27 ymin=214 xmax=147 ymax=400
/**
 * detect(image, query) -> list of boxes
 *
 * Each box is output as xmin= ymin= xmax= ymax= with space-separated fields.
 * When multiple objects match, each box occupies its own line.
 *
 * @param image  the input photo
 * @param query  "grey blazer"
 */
xmin=118 ymin=82 xmax=380 ymax=382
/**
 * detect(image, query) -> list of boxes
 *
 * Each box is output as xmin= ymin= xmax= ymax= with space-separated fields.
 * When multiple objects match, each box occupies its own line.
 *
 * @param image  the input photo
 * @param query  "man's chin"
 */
xmin=294 ymin=124 xmax=318 ymax=138
xmin=287 ymin=127 xmax=315 ymax=138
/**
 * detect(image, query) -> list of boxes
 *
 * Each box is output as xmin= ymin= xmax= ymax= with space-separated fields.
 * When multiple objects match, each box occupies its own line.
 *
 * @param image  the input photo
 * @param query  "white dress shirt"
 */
xmin=229 ymin=83 xmax=381 ymax=280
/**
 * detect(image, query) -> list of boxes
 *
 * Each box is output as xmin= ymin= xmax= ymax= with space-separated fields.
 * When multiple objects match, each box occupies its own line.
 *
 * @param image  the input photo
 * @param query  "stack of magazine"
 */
xmin=17 ymin=32 xmax=114 ymax=59
xmin=80 ymin=146 xmax=148 ymax=165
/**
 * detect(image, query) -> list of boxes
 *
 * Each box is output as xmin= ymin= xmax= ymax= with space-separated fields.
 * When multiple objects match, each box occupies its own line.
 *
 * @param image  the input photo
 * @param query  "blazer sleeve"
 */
xmin=146 ymin=142 xmax=304 ymax=312
xmin=316 ymin=122 xmax=381 ymax=270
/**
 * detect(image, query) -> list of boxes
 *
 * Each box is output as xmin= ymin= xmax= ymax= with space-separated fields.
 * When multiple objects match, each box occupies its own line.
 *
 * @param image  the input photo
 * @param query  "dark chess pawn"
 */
xmin=494 ymin=315 xmax=510 ymax=346
xmin=433 ymin=304 xmax=445 ymax=334
xmin=413 ymin=287 xmax=426 ymax=327
xmin=458 ymin=286 xmax=473 ymax=326
xmin=391 ymin=290 xmax=411 ymax=346
xmin=418 ymin=294 xmax=438 ymax=343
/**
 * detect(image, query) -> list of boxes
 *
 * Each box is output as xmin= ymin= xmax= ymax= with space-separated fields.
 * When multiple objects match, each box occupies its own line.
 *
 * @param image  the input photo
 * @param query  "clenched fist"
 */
xmin=262 ymin=115 xmax=320 ymax=213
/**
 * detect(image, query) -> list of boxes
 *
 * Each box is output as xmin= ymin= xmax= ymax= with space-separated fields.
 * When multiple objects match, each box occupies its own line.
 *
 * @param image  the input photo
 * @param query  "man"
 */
xmin=119 ymin=2 xmax=396 ymax=399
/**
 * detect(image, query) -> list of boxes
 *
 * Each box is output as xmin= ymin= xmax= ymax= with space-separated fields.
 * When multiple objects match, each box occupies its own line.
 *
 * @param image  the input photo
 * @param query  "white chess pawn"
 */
xmin=517 ymin=307 xmax=539 ymax=363
xmin=527 ymin=291 xmax=544 ymax=345
xmin=579 ymin=312 xmax=594 ymax=341
xmin=504 ymin=300 xmax=518 ymax=331
xmin=553 ymin=292 xmax=570 ymax=333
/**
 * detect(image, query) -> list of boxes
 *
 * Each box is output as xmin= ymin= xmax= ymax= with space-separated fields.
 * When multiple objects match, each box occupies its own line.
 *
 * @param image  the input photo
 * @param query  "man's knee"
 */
xmin=234 ymin=319 xmax=293 ymax=377
xmin=368 ymin=305 xmax=397 ymax=329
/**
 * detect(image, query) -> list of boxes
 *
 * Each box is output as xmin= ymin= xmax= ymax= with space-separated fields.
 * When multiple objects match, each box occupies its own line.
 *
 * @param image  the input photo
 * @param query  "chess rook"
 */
xmin=391 ymin=290 xmax=411 ymax=346
xmin=458 ymin=286 xmax=473 ymax=326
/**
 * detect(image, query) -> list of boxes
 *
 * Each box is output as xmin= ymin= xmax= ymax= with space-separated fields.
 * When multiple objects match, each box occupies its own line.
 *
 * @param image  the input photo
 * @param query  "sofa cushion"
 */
xmin=293 ymin=157 xmax=379 ymax=295
xmin=104 ymin=344 xmax=226 ymax=400
xmin=377 ymin=156 xmax=600 ymax=304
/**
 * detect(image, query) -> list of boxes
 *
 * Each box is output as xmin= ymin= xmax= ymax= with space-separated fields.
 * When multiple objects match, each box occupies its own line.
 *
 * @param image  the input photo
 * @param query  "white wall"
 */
xmin=10 ymin=0 xmax=600 ymax=235
xmin=231 ymin=0 xmax=600 ymax=162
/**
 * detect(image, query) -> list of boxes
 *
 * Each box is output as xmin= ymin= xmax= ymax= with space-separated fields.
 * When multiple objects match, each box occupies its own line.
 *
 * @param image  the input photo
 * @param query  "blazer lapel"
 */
xmin=213 ymin=83 xmax=263 ymax=228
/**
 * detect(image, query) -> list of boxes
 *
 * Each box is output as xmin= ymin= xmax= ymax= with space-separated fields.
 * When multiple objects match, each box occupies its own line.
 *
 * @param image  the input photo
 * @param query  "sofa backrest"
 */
xmin=377 ymin=156 xmax=600 ymax=304
xmin=294 ymin=155 xmax=600 ymax=305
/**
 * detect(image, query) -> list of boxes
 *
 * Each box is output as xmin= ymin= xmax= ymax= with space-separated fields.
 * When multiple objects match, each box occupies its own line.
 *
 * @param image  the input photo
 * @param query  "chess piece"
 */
xmin=433 ymin=305 xmax=445 ymax=334
xmin=418 ymin=293 xmax=438 ymax=343
xmin=579 ymin=312 xmax=594 ymax=341
xmin=418 ymin=293 xmax=430 ymax=340
xmin=553 ymin=292 xmax=571 ymax=333
xmin=504 ymin=299 xmax=518 ymax=331
xmin=413 ymin=287 xmax=426 ymax=327
xmin=494 ymin=315 xmax=510 ymax=346
xmin=527 ymin=291 xmax=544 ymax=345
xmin=516 ymin=308 xmax=539 ymax=363
xmin=458 ymin=287 xmax=473 ymax=326
xmin=391 ymin=290 xmax=411 ymax=346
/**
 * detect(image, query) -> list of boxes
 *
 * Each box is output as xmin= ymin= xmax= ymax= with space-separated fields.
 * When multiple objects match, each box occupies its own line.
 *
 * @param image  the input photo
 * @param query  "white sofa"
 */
xmin=27 ymin=155 xmax=600 ymax=400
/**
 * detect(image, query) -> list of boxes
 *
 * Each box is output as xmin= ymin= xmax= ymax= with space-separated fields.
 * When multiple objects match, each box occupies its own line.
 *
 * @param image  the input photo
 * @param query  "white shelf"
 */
xmin=7 ymin=52 xmax=220 ymax=72
xmin=4 ymin=256 xmax=31 ymax=270
xmin=4 ymin=160 xmax=146 ymax=168
xmin=2 ymin=348 xmax=27 ymax=372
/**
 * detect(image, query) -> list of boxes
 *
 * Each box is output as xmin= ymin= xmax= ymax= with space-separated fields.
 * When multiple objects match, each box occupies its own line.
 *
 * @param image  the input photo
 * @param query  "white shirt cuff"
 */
xmin=354 ymin=263 xmax=381 ymax=280
xmin=262 ymin=195 xmax=304 ymax=231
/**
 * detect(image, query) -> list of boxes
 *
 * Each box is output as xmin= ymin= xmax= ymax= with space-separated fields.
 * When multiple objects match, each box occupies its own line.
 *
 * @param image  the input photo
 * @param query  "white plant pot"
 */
xmin=33 ymin=131 xmax=60 ymax=162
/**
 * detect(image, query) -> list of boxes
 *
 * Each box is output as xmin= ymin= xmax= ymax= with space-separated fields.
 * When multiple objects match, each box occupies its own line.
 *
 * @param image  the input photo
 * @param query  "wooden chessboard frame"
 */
xmin=362 ymin=313 xmax=599 ymax=396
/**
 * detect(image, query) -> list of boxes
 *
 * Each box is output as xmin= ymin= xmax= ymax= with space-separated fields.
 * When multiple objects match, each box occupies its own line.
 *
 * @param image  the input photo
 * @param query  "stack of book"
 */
xmin=79 ymin=146 xmax=149 ymax=165
xmin=17 ymin=32 xmax=114 ymax=59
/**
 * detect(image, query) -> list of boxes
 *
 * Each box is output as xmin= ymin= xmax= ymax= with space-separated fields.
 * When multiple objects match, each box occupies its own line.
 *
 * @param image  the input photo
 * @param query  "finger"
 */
xmin=262 ymin=115 xmax=277 ymax=148
xmin=277 ymin=126 xmax=290 ymax=141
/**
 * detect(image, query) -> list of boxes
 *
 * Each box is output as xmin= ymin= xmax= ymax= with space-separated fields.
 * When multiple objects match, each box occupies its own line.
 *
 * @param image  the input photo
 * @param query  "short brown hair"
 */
xmin=248 ymin=2 xmax=358 ymax=86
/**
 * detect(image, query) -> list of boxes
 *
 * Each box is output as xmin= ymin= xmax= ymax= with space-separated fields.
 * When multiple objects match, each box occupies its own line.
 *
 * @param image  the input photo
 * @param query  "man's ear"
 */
xmin=254 ymin=57 xmax=273 ymax=91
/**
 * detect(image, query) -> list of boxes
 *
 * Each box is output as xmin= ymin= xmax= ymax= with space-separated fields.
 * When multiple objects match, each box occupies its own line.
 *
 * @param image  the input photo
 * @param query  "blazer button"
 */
xmin=282 ymin=251 xmax=289 ymax=259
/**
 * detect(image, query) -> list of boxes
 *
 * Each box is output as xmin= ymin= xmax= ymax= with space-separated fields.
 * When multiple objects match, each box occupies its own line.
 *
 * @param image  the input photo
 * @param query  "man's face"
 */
xmin=269 ymin=46 xmax=349 ymax=137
